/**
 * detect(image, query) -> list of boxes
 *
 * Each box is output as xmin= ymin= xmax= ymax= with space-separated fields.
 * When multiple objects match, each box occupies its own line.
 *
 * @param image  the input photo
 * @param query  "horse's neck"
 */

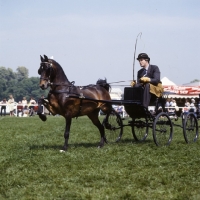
xmin=52 ymin=65 xmax=71 ymax=86
xmin=52 ymin=75 xmax=71 ymax=88
xmin=55 ymin=73 xmax=70 ymax=84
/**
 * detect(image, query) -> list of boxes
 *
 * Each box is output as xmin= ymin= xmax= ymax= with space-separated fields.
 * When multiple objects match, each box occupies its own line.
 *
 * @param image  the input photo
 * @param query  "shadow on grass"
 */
xmin=29 ymin=138 xmax=156 ymax=151
xmin=29 ymin=142 xmax=99 ymax=150
xmin=120 ymin=138 xmax=153 ymax=144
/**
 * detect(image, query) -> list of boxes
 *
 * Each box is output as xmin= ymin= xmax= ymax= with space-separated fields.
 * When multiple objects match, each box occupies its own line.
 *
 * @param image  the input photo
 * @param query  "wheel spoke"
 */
xmin=183 ymin=113 xmax=198 ymax=143
xmin=132 ymin=119 xmax=148 ymax=142
xmin=153 ymin=113 xmax=173 ymax=146
xmin=103 ymin=110 xmax=123 ymax=143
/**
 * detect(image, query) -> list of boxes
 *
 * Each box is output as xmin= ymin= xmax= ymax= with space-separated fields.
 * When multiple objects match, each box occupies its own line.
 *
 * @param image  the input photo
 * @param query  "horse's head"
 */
xmin=38 ymin=55 xmax=55 ymax=90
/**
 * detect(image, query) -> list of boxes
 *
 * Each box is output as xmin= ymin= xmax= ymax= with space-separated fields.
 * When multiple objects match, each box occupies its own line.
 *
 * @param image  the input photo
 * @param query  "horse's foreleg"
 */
xmin=87 ymin=111 xmax=106 ymax=148
xmin=37 ymin=98 xmax=47 ymax=121
xmin=62 ymin=118 xmax=72 ymax=151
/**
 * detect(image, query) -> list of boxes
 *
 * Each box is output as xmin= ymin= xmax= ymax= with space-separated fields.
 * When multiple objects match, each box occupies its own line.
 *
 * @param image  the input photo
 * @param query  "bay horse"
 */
xmin=38 ymin=55 xmax=112 ymax=151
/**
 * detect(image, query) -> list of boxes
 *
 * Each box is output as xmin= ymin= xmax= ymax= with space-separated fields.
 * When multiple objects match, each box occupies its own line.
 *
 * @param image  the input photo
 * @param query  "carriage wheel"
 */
xmin=102 ymin=109 xmax=123 ymax=143
xmin=131 ymin=118 xmax=149 ymax=142
xmin=153 ymin=112 xmax=173 ymax=146
xmin=183 ymin=113 xmax=198 ymax=143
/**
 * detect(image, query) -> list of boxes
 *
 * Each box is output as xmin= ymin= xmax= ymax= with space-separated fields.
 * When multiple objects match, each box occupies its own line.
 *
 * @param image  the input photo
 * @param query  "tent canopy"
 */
xmin=161 ymin=77 xmax=200 ymax=98
xmin=161 ymin=77 xmax=176 ymax=86
xmin=110 ymin=88 xmax=122 ymax=100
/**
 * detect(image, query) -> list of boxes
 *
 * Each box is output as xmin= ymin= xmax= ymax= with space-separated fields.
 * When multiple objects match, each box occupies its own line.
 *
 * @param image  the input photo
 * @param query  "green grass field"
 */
xmin=0 ymin=115 xmax=200 ymax=200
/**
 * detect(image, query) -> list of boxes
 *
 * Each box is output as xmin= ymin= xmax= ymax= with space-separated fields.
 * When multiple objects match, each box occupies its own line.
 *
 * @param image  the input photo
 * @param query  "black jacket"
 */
xmin=137 ymin=64 xmax=161 ymax=85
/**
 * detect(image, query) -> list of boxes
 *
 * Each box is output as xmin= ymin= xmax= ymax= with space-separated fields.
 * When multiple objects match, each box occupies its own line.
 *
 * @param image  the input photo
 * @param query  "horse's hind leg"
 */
xmin=62 ymin=118 xmax=72 ymax=151
xmin=87 ymin=110 xmax=106 ymax=148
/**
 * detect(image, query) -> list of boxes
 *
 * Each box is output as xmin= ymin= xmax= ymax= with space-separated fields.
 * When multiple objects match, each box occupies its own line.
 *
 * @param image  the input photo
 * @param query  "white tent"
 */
xmin=162 ymin=77 xmax=199 ymax=98
xmin=110 ymin=88 xmax=122 ymax=100
xmin=161 ymin=77 xmax=176 ymax=86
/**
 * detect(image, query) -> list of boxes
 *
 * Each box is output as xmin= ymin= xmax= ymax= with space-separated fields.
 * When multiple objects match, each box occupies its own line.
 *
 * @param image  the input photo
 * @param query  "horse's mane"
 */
xmin=47 ymin=59 xmax=110 ymax=92
xmin=48 ymin=59 xmax=69 ymax=81
xmin=96 ymin=78 xmax=111 ymax=92
xmin=49 ymin=59 xmax=61 ymax=67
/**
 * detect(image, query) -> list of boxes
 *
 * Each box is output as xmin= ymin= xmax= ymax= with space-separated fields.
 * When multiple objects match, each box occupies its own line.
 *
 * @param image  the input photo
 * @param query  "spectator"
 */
xmin=116 ymin=105 xmax=123 ymax=116
xmin=189 ymin=99 xmax=196 ymax=112
xmin=182 ymin=100 xmax=190 ymax=114
xmin=22 ymin=97 xmax=27 ymax=108
xmin=185 ymin=100 xmax=190 ymax=107
xmin=197 ymin=101 xmax=200 ymax=117
xmin=7 ymin=95 xmax=15 ymax=117
xmin=165 ymin=98 xmax=170 ymax=108
xmin=171 ymin=99 xmax=177 ymax=107
xmin=29 ymin=97 xmax=36 ymax=116
xmin=23 ymin=105 xmax=29 ymax=117
xmin=17 ymin=101 xmax=23 ymax=117
xmin=169 ymin=98 xmax=173 ymax=107
xmin=0 ymin=98 xmax=7 ymax=116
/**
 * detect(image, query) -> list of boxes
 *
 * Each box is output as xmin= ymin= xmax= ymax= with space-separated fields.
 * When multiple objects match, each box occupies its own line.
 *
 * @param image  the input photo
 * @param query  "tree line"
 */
xmin=0 ymin=66 xmax=49 ymax=103
xmin=1 ymin=65 xmax=199 ymax=103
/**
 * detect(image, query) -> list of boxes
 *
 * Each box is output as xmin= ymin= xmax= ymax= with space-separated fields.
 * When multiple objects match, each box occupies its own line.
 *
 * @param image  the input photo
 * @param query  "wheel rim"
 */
xmin=103 ymin=110 xmax=123 ymax=143
xmin=183 ymin=113 xmax=198 ymax=143
xmin=153 ymin=112 xmax=173 ymax=146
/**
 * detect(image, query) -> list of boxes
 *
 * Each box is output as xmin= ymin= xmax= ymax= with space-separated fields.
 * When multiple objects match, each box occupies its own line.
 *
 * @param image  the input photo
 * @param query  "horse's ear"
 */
xmin=40 ymin=55 xmax=44 ymax=62
xmin=44 ymin=55 xmax=48 ymax=61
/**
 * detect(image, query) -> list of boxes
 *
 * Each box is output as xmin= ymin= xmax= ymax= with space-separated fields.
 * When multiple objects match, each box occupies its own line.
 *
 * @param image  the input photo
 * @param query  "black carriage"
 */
xmin=38 ymin=55 xmax=199 ymax=150
xmin=102 ymin=87 xmax=199 ymax=146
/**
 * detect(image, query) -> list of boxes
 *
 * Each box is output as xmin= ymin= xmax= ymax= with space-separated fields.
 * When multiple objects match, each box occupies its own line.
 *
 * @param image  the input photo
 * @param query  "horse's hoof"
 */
xmin=116 ymin=137 xmax=121 ymax=142
xmin=38 ymin=114 xmax=47 ymax=121
xmin=59 ymin=150 xmax=65 ymax=153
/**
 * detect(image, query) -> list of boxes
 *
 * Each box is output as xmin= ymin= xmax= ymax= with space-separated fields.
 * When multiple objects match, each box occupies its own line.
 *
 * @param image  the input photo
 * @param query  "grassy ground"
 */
xmin=0 ymin=115 xmax=200 ymax=199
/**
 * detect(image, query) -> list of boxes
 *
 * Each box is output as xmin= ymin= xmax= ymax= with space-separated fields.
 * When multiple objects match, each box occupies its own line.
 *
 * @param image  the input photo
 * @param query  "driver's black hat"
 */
xmin=137 ymin=53 xmax=150 ymax=61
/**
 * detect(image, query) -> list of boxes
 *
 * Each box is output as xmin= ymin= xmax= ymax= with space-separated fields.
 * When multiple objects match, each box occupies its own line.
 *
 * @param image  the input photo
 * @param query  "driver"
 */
xmin=130 ymin=53 xmax=163 ymax=108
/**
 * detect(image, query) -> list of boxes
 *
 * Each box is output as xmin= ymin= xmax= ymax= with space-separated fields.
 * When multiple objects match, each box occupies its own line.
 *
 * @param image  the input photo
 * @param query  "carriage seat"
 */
xmin=124 ymin=87 xmax=143 ymax=103
xmin=123 ymin=87 xmax=165 ymax=118
xmin=124 ymin=87 xmax=164 ymax=108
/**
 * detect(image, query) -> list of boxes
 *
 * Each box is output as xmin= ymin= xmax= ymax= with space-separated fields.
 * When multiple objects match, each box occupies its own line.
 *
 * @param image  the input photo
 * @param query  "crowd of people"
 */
xmin=181 ymin=98 xmax=199 ymax=115
xmin=1 ymin=93 xmax=200 ymax=119
xmin=165 ymin=98 xmax=200 ymax=117
xmin=0 ymin=95 xmax=42 ymax=117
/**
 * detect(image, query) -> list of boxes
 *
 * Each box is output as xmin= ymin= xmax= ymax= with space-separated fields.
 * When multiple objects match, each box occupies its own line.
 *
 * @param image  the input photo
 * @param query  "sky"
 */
xmin=0 ymin=0 xmax=200 ymax=88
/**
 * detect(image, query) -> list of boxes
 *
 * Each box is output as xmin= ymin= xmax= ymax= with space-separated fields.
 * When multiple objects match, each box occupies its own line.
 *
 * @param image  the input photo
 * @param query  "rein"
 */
xmin=108 ymin=80 xmax=132 ymax=84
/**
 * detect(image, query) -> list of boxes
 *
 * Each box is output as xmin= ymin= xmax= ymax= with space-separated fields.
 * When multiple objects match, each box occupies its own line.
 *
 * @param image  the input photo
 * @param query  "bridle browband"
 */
xmin=39 ymin=61 xmax=53 ymax=81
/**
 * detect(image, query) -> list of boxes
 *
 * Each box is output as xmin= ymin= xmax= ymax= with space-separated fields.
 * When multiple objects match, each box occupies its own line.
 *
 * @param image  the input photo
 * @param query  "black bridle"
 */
xmin=39 ymin=61 xmax=77 ymax=95
xmin=39 ymin=61 xmax=75 ymax=87
xmin=39 ymin=61 xmax=53 ymax=82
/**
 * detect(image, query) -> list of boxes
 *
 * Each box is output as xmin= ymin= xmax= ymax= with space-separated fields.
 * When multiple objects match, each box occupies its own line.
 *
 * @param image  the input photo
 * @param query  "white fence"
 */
xmin=0 ymin=103 xmax=44 ymax=116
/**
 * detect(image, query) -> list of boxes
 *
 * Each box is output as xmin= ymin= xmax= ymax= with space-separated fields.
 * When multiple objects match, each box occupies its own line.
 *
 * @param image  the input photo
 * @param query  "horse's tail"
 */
xmin=96 ymin=78 xmax=111 ymax=92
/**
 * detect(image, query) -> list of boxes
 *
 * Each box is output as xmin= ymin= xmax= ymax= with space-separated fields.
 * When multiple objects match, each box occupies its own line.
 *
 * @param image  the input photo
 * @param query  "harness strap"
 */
xmin=49 ymin=90 xmax=82 ymax=98
xmin=49 ymin=81 xmax=75 ymax=87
